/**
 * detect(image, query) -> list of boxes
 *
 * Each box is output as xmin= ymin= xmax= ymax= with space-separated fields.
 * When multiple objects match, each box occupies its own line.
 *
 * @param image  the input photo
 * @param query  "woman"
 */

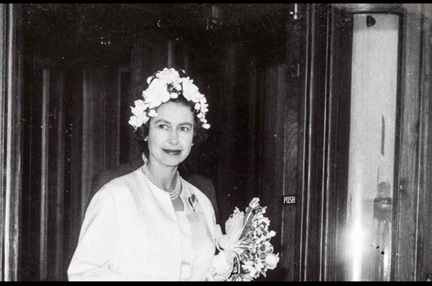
xmin=67 ymin=68 xmax=232 ymax=281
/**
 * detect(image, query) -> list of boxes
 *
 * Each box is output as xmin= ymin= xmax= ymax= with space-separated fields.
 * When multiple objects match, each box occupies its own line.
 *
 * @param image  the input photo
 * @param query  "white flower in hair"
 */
xmin=130 ymin=99 xmax=147 ymax=117
xmin=181 ymin=77 xmax=201 ymax=101
xmin=156 ymin=68 xmax=182 ymax=89
xmin=143 ymin=78 xmax=171 ymax=108
xmin=129 ymin=67 xmax=211 ymax=130
xmin=129 ymin=100 xmax=149 ymax=128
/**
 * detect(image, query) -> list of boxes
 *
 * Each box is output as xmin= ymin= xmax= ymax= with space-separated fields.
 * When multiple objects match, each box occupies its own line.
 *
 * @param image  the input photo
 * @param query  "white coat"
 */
xmin=67 ymin=166 xmax=217 ymax=281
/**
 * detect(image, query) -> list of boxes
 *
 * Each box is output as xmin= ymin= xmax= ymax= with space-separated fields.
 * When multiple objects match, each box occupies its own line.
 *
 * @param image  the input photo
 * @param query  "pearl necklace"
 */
xmin=142 ymin=164 xmax=182 ymax=200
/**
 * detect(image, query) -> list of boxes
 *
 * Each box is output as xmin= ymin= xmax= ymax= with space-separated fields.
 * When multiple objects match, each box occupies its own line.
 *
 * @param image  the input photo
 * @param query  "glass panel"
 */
xmin=344 ymin=13 xmax=399 ymax=281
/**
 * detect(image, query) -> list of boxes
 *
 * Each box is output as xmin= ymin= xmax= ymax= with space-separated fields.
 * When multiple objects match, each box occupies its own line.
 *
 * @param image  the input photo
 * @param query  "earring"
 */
xmin=144 ymin=136 xmax=148 ymax=142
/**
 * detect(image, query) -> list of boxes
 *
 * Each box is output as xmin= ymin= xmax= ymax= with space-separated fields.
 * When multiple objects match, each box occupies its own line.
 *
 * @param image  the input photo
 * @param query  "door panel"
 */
xmin=393 ymin=7 xmax=432 ymax=281
xmin=343 ymin=13 xmax=399 ymax=281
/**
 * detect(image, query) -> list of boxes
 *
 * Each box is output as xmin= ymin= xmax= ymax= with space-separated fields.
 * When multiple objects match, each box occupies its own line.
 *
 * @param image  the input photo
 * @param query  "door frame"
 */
xmin=0 ymin=3 xmax=23 ymax=282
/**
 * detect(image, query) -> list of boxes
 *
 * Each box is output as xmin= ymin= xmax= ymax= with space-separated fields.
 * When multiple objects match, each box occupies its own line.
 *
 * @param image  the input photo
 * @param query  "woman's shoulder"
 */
xmin=91 ymin=155 xmax=144 ymax=196
xmin=97 ymin=167 xmax=144 ymax=196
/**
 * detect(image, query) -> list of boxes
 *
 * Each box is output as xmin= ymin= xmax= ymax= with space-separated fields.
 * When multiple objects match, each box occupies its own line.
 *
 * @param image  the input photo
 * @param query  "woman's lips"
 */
xmin=163 ymin=149 xmax=181 ymax=155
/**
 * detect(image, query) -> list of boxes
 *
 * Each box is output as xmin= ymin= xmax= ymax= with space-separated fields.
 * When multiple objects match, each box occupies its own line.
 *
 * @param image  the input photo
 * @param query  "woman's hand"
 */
xmin=206 ymin=249 xmax=234 ymax=281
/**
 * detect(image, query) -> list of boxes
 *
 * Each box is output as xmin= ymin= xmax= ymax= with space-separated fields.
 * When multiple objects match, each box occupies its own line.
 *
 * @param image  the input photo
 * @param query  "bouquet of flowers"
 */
xmin=212 ymin=198 xmax=280 ymax=281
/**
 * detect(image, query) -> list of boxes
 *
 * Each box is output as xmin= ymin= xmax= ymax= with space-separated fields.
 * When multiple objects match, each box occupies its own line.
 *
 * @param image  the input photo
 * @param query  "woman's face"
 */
xmin=147 ymin=101 xmax=195 ymax=168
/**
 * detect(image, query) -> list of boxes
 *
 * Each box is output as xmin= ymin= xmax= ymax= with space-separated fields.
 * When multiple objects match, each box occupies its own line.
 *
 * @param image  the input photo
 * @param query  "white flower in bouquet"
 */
xmin=213 ymin=197 xmax=280 ymax=281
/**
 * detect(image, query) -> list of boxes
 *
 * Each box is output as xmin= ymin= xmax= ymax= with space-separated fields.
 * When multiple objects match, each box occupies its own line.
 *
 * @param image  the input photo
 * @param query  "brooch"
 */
xmin=188 ymin=194 xmax=197 ymax=212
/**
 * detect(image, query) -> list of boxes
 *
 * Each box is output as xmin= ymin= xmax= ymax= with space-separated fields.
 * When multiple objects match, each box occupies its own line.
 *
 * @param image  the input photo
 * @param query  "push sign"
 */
xmin=282 ymin=195 xmax=296 ymax=205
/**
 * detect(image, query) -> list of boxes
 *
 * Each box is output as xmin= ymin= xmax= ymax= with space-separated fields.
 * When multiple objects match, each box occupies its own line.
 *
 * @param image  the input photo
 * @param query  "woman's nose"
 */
xmin=169 ymin=130 xmax=179 ymax=144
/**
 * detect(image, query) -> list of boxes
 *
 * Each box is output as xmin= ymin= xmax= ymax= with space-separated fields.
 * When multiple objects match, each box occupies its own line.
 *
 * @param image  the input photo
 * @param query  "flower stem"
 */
xmin=236 ymin=211 xmax=254 ymax=242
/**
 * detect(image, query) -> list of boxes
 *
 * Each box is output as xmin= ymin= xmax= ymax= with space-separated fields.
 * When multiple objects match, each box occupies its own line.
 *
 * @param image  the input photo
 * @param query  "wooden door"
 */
xmin=298 ymin=3 xmax=432 ymax=281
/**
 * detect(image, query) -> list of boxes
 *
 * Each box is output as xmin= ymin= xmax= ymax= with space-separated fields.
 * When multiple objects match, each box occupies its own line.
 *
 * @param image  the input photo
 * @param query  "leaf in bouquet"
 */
xmin=223 ymin=210 xmax=245 ymax=248
xmin=240 ymin=211 xmax=254 ymax=240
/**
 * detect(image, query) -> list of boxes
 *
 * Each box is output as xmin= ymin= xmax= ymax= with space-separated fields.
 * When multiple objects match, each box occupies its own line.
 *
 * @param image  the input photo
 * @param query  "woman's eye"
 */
xmin=179 ymin=126 xmax=190 ymax=132
xmin=158 ymin=124 xmax=169 ymax=130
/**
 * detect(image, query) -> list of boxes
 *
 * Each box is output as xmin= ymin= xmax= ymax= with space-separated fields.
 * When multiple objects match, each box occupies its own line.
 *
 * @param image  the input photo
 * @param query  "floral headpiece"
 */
xmin=128 ymin=67 xmax=210 ymax=130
